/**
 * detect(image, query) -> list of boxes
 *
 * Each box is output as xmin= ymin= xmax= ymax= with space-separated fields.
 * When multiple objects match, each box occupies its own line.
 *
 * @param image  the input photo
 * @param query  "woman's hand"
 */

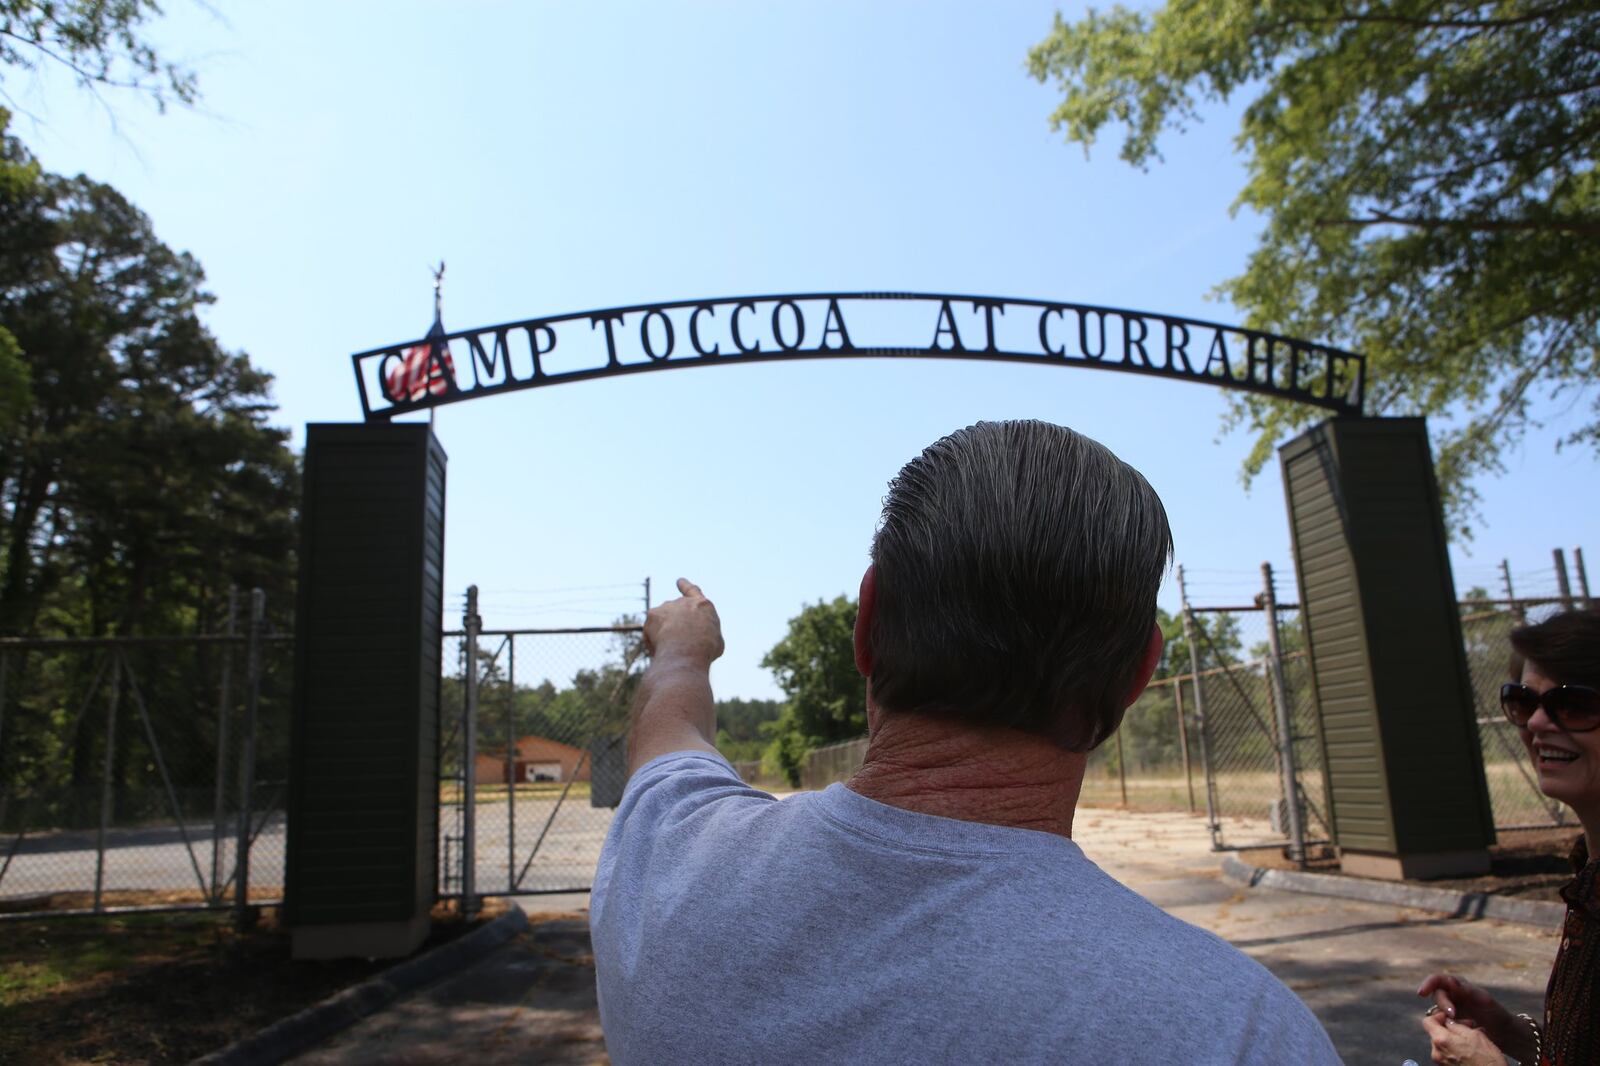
xmin=1417 ymin=975 xmax=1514 ymax=1046
xmin=1416 ymin=974 xmax=1536 ymax=1064
xmin=1423 ymin=1009 xmax=1508 ymax=1066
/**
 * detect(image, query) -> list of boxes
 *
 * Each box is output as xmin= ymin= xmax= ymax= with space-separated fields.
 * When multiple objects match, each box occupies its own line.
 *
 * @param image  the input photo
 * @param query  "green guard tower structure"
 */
xmin=1281 ymin=417 xmax=1495 ymax=880
xmin=285 ymin=424 xmax=447 ymax=958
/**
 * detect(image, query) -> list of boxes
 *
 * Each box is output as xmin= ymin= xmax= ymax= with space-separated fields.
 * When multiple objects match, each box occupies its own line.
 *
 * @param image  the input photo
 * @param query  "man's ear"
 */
xmin=1124 ymin=622 xmax=1164 ymax=707
xmin=854 ymin=566 xmax=876 ymax=677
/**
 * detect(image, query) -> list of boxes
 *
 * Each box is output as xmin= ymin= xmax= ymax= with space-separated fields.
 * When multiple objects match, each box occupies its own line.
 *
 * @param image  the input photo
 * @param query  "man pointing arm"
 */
xmin=590 ymin=421 xmax=1339 ymax=1066
xmin=626 ymin=577 xmax=725 ymax=774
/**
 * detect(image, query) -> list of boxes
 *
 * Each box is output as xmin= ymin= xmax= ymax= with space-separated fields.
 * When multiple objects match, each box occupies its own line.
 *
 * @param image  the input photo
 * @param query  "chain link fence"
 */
xmin=800 ymin=737 xmax=867 ymax=791
xmin=769 ymin=563 xmax=1600 ymax=863
xmin=1079 ymin=675 xmax=1204 ymax=813
xmin=440 ymin=608 xmax=643 ymax=905
xmin=0 ymin=591 xmax=290 ymax=919
xmin=4 ymin=570 xmax=1583 ymax=919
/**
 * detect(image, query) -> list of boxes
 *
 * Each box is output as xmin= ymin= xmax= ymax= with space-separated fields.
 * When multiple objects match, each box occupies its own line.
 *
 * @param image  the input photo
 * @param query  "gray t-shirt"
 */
xmin=591 ymin=751 xmax=1340 ymax=1065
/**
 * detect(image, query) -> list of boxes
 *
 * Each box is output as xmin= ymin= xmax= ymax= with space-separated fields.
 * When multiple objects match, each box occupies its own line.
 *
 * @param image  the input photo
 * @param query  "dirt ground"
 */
xmin=0 ymin=898 xmax=504 ymax=1066
xmin=1239 ymin=825 xmax=1582 ymax=900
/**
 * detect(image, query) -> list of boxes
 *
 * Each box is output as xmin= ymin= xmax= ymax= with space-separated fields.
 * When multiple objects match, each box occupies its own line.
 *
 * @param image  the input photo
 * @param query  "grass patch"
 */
xmin=0 ymin=900 xmax=500 ymax=1065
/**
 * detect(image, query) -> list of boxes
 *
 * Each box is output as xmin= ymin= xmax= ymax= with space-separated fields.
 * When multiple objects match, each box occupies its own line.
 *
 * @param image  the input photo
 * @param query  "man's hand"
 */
xmin=643 ymin=578 xmax=725 ymax=667
xmin=626 ymin=578 xmax=725 ymax=774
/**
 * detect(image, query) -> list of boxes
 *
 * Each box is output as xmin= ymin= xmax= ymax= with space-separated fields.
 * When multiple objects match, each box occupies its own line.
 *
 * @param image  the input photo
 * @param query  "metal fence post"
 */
xmin=1575 ymin=547 xmax=1592 ymax=608
xmin=210 ymin=587 xmax=238 ymax=903
xmin=1261 ymin=563 xmax=1307 ymax=866
xmin=1114 ymin=726 xmax=1128 ymax=806
xmin=0 ymin=646 xmax=7 ymax=832
xmin=463 ymin=585 xmax=480 ymax=916
xmin=1555 ymin=548 xmax=1575 ymax=609
xmin=1178 ymin=566 xmax=1221 ymax=848
xmin=234 ymin=588 xmax=264 ymax=930
xmin=1173 ymin=680 xmax=1196 ymax=813
xmin=506 ymin=634 xmax=516 ymax=892
xmin=93 ymin=650 xmax=122 ymax=913
xmin=1500 ymin=559 xmax=1524 ymax=622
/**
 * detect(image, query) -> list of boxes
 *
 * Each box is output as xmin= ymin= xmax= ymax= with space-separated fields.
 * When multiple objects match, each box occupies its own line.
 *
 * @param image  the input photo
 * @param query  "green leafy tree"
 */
xmin=0 ymin=118 xmax=297 ymax=639
xmin=714 ymin=697 xmax=784 ymax=763
xmin=1 ymin=0 xmax=198 ymax=110
xmin=760 ymin=596 xmax=868 ymax=786
xmin=1028 ymin=2 xmax=1600 ymax=531
xmin=0 ymin=116 xmax=299 ymax=822
xmin=1156 ymin=606 xmax=1243 ymax=678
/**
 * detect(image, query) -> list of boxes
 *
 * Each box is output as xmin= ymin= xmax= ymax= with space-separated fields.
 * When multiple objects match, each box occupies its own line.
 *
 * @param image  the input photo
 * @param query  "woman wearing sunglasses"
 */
xmin=1417 ymin=607 xmax=1600 ymax=1066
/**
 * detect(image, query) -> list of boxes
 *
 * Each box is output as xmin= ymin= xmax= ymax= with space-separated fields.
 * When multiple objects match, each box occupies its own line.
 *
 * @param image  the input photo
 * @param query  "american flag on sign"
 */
xmin=384 ymin=312 xmax=456 ymax=403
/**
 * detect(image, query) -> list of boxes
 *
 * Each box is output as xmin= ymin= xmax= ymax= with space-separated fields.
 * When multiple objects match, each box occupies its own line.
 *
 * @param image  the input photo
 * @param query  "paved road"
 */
xmin=1071 ymin=809 xmax=1557 ymax=1064
xmin=287 ymin=807 xmax=1564 ymax=1064
xmin=0 ymin=796 xmax=613 ymax=903
xmin=0 ymin=816 xmax=287 ymax=901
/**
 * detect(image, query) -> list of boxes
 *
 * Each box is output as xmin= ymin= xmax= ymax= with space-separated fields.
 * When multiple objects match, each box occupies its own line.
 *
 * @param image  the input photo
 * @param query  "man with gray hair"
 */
xmin=591 ymin=420 xmax=1339 ymax=1064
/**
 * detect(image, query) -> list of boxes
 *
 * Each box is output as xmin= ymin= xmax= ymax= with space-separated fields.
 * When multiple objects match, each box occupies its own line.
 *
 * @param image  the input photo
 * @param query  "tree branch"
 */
xmin=1314 ymin=212 xmax=1600 ymax=236
xmin=1266 ymin=2 xmax=1585 ymax=34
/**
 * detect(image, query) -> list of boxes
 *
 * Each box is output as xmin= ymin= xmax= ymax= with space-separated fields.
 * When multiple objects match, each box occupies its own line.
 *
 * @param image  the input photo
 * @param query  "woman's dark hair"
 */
xmin=867 ymin=420 xmax=1172 ymax=752
xmin=1508 ymin=607 xmax=1600 ymax=685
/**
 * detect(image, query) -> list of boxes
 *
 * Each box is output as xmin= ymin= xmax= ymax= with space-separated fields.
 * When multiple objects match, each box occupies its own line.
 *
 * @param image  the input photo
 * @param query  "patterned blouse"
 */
xmin=1543 ymin=835 xmax=1598 ymax=1065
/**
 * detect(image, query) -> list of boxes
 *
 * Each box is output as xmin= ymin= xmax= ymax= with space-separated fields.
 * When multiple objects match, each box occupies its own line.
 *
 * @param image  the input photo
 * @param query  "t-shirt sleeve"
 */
xmin=590 ymin=750 xmax=775 ymax=928
xmin=1242 ymin=976 xmax=1345 ymax=1065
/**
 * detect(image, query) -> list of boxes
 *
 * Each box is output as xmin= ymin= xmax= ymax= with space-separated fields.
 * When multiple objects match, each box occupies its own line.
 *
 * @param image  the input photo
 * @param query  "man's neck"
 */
xmin=845 ymin=709 xmax=1086 ymax=839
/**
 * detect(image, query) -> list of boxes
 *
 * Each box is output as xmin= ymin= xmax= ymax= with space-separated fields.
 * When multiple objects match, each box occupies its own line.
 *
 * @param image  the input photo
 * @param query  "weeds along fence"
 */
xmin=0 ymin=590 xmax=291 ymax=920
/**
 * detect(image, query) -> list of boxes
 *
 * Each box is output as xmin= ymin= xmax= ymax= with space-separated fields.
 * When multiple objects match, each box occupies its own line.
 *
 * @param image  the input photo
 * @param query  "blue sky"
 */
xmin=9 ymin=2 xmax=1596 ymax=699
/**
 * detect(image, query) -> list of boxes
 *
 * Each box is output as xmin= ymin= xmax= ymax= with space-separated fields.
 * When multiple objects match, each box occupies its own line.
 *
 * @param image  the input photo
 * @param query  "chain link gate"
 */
xmin=1180 ymin=572 xmax=1586 ymax=855
xmin=440 ymin=587 xmax=644 ymax=909
xmin=1179 ymin=564 xmax=1332 ymax=857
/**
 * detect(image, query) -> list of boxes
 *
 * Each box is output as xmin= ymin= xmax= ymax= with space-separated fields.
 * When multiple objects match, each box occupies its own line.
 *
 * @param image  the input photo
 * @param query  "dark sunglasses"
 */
xmin=1501 ymin=682 xmax=1600 ymax=733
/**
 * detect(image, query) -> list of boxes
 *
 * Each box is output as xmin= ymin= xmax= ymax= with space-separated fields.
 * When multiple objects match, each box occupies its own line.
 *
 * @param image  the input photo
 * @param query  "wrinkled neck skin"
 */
xmin=846 ymin=702 xmax=1087 ymax=839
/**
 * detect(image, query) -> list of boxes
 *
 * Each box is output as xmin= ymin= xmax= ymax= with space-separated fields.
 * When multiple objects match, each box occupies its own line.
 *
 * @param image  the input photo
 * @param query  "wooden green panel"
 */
xmin=1282 ymin=434 xmax=1388 ymax=852
xmin=286 ymin=424 xmax=447 ymax=931
xmin=1281 ymin=418 xmax=1494 ymax=870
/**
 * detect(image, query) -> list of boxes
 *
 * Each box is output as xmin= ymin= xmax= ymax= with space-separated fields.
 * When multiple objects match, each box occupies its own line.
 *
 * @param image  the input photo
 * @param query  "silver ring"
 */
xmin=1425 ymin=1004 xmax=1442 ymax=1017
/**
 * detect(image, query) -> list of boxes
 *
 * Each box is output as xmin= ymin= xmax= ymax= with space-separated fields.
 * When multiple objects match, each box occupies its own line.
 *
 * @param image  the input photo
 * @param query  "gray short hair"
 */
xmin=867 ymin=421 xmax=1172 ymax=751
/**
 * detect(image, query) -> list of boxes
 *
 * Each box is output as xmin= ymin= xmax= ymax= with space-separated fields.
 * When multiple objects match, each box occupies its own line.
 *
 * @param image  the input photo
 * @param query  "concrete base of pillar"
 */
xmin=291 ymin=912 xmax=430 ymax=960
xmin=1338 ymin=848 xmax=1491 ymax=882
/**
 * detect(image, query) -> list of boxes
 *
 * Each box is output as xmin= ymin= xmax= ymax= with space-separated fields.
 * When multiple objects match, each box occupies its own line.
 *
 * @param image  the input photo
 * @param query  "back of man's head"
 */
xmin=867 ymin=420 xmax=1172 ymax=751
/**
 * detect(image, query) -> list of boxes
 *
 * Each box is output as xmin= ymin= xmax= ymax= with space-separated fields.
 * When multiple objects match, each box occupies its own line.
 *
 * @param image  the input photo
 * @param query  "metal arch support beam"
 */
xmin=351 ymin=292 xmax=1366 ymax=421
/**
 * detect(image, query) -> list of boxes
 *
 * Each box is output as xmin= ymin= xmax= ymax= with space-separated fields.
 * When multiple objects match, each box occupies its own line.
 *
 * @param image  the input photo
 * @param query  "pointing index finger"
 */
xmin=676 ymin=577 xmax=704 ymax=599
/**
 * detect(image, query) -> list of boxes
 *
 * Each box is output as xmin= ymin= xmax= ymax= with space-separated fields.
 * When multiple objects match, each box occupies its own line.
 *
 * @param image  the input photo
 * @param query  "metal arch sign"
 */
xmin=350 ymin=292 xmax=1366 ymax=421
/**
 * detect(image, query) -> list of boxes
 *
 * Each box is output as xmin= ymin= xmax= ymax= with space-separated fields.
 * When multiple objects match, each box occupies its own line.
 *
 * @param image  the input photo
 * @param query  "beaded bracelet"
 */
xmin=1514 ymin=1012 xmax=1542 ymax=1066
